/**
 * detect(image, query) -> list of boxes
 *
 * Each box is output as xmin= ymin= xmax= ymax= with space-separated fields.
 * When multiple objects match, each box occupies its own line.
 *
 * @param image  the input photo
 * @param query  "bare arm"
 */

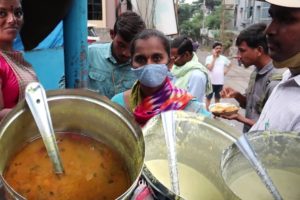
xmin=206 ymin=57 xmax=216 ymax=71
xmin=206 ymin=50 xmax=218 ymax=71
xmin=221 ymin=113 xmax=255 ymax=127
xmin=236 ymin=114 xmax=256 ymax=127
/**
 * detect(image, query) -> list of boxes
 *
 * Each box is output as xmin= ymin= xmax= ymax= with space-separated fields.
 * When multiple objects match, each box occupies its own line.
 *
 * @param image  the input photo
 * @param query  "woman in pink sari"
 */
xmin=0 ymin=0 xmax=37 ymax=120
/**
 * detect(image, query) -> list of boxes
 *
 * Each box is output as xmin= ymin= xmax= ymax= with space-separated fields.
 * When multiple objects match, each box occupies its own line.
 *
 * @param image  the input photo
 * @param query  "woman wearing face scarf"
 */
xmin=111 ymin=29 xmax=210 ymax=126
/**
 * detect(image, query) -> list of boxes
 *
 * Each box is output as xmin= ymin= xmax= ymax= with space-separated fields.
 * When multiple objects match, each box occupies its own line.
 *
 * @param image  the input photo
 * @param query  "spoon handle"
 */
xmin=25 ymin=82 xmax=64 ymax=174
xmin=162 ymin=111 xmax=180 ymax=195
xmin=236 ymin=135 xmax=282 ymax=200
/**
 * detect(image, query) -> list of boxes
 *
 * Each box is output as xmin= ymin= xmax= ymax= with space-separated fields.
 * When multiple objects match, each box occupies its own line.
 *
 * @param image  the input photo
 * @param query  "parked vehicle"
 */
xmin=88 ymin=25 xmax=100 ymax=44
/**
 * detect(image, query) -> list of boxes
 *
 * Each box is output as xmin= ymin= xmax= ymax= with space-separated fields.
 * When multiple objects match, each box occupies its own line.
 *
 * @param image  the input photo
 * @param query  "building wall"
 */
xmin=88 ymin=0 xmax=132 ymax=29
xmin=25 ymin=47 xmax=65 ymax=90
xmin=252 ymin=1 xmax=271 ymax=25
xmin=235 ymin=0 xmax=271 ymax=31
xmin=88 ymin=0 xmax=107 ymax=28
xmin=88 ymin=0 xmax=131 ymax=42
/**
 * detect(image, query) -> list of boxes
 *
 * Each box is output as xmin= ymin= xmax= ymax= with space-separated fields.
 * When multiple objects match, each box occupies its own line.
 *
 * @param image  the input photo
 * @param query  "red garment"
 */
xmin=0 ymin=55 xmax=19 ymax=108
xmin=133 ymin=78 xmax=193 ymax=126
xmin=0 ymin=51 xmax=37 ymax=109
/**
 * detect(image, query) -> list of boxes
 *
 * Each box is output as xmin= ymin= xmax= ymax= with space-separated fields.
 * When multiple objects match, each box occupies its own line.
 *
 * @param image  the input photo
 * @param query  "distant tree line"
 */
xmin=177 ymin=0 xmax=231 ymax=41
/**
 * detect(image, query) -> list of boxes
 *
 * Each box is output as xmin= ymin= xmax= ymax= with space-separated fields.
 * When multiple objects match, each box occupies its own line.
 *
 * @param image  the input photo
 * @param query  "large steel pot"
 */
xmin=0 ymin=89 xmax=144 ymax=200
xmin=142 ymin=110 xmax=239 ymax=200
xmin=221 ymin=131 xmax=300 ymax=200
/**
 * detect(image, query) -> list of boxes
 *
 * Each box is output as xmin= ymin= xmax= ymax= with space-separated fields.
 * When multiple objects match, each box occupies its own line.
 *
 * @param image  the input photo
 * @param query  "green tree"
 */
xmin=206 ymin=0 xmax=221 ymax=10
xmin=191 ymin=0 xmax=221 ymax=10
xmin=177 ymin=1 xmax=204 ymax=40
xmin=177 ymin=0 xmax=234 ymax=47
xmin=177 ymin=0 xmax=231 ymax=41
xmin=178 ymin=3 xmax=193 ymax=23
xmin=179 ymin=12 xmax=203 ymax=40
xmin=205 ymin=5 xmax=221 ymax=29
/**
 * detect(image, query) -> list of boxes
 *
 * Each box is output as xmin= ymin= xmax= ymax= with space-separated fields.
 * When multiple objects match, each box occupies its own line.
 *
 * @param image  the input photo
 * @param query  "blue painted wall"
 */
xmin=14 ymin=0 xmax=88 ymax=90
xmin=24 ymin=47 xmax=65 ymax=90
xmin=13 ymin=21 xmax=65 ymax=91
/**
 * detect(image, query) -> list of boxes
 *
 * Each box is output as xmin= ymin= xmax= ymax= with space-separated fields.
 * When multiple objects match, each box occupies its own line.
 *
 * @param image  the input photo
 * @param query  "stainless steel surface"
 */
xmin=142 ymin=111 xmax=239 ymax=200
xmin=25 ymin=82 xmax=64 ymax=174
xmin=161 ymin=111 xmax=180 ymax=195
xmin=0 ymin=89 xmax=144 ymax=200
xmin=208 ymin=120 xmax=282 ymax=199
xmin=235 ymin=135 xmax=282 ymax=200
xmin=221 ymin=131 xmax=300 ymax=200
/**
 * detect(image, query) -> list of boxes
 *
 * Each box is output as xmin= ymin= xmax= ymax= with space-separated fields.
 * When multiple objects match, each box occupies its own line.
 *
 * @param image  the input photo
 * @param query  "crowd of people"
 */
xmin=87 ymin=0 xmax=300 ymax=134
xmin=110 ymin=29 xmax=210 ymax=126
xmin=1 ymin=0 xmax=300 ymax=131
xmin=1 ymin=0 xmax=300 ymax=199
xmin=1 ymin=0 xmax=300 ymax=133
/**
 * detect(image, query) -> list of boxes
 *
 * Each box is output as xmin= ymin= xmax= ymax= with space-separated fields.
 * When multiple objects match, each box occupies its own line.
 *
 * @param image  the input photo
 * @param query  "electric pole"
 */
xmin=220 ymin=0 xmax=225 ymax=42
xmin=202 ymin=0 xmax=206 ymax=30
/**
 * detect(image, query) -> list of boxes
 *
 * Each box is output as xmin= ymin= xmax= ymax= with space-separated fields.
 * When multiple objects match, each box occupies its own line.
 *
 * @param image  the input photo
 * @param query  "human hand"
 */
xmin=219 ymin=112 xmax=239 ymax=120
xmin=220 ymin=87 xmax=237 ymax=98
xmin=212 ymin=49 xmax=219 ymax=58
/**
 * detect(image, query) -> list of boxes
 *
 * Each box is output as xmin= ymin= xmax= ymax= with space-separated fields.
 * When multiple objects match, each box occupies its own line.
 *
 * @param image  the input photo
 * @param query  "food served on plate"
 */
xmin=209 ymin=103 xmax=239 ymax=115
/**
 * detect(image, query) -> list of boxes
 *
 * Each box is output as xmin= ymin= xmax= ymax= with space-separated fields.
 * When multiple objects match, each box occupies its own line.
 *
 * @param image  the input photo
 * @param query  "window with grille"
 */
xmin=88 ymin=0 xmax=102 ymax=20
xmin=260 ymin=2 xmax=270 ymax=20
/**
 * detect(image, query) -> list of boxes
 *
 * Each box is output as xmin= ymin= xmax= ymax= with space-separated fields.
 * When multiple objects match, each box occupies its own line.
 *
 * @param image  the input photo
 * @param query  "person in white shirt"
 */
xmin=205 ymin=42 xmax=231 ymax=109
xmin=250 ymin=0 xmax=300 ymax=132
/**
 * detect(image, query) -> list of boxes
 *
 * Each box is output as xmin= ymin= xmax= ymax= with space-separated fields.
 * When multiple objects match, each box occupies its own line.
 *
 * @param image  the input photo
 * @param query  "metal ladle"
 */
xmin=161 ymin=111 xmax=180 ymax=196
xmin=25 ymin=82 xmax=64 ymax=174
xmin=211 ymin=124 xmax=283 ymax=200
xmin=162 ymin=112 xmax=282 ymax=200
